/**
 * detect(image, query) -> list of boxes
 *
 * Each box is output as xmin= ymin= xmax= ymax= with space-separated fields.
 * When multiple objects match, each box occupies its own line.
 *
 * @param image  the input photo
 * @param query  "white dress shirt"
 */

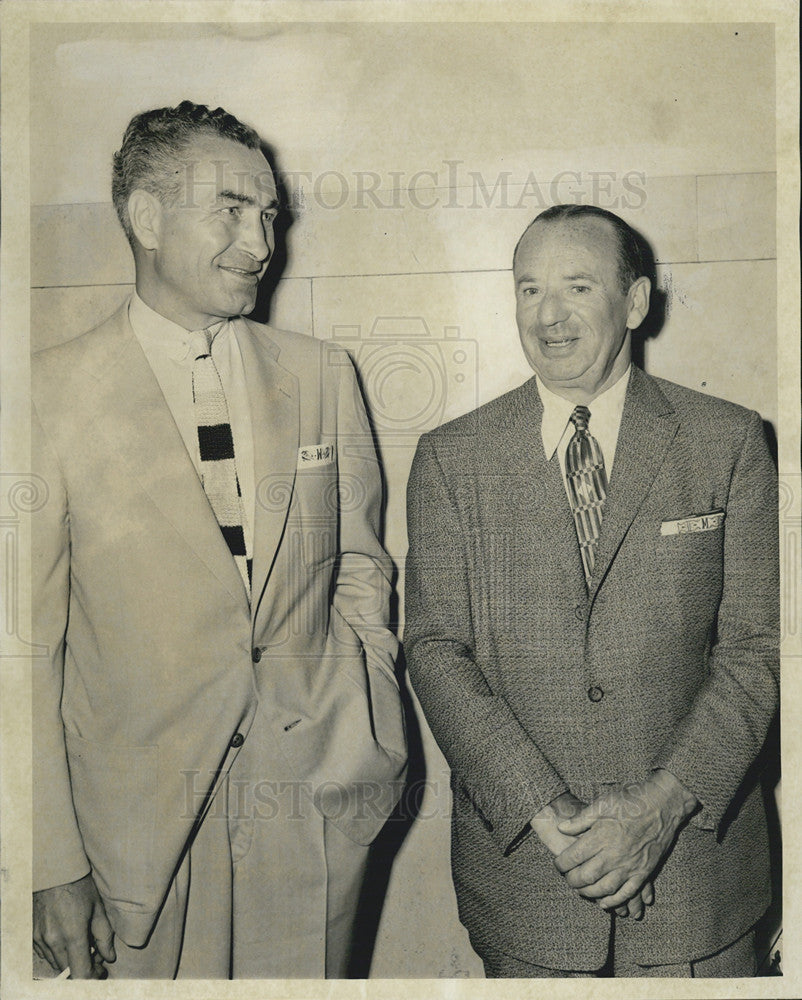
xmin=128 ymin=292 xmax=256 ymax=553
xmin=536 ymin=366 xmax=631 ymax=491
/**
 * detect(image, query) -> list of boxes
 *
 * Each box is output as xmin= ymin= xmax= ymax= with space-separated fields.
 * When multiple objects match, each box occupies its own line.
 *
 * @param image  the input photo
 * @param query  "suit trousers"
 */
xmin=106 ymin=706 xmax=370 ymax=979
xmin=481 ymin=925 xmax=757 ymax=978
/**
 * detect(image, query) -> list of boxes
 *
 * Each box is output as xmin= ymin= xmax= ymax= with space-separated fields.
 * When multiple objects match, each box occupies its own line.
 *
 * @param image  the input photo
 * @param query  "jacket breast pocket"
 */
xmin=651 ymin=518 xmax=726 ymax=606
xmin=654 ymin=520 xmax=725 ymax=564
xmin=65 ymin=730 xmax=159 ymax=905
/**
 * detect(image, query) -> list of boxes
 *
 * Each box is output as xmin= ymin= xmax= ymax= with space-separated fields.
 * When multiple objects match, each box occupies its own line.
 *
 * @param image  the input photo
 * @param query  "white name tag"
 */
xmin=661 ymin=510 xmax=725 ymax=536
xmin=298 ymin=444 xmax=335 ymax=467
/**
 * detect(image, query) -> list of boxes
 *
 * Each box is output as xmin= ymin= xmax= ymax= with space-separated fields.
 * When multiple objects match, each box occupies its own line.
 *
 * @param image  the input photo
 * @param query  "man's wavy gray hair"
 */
xmin=112 ymin=100 xmax=262 ymax=247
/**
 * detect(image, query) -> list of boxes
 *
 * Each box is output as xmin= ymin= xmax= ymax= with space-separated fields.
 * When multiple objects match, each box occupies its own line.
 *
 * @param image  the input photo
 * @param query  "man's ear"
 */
xmin=127 ymin=189 xmax=163 ymax=251
xmin=625 ymin=276 xmax=651 ymax=331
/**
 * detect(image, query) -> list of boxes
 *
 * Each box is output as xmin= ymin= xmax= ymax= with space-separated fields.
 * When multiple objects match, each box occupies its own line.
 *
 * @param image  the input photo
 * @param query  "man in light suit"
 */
xmin=405 ymin=204 xmax=778 ymax=977
xmin=31 ymin=101 xmax=407 ymax=979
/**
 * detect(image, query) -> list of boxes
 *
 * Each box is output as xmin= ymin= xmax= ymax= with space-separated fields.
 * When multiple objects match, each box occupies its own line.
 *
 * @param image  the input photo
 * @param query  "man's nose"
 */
xmin=237 ymin=214 xmax=272 ymax=263
xmin=537 ymin=289 xmax=569 ymax=325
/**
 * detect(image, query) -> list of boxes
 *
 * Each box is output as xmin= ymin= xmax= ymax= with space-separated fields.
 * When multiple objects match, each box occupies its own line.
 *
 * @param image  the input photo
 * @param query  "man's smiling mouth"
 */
xmin=220 ymin=265 xmax=261 ymax=278
xmin=542 ymin=335 xmax=578 ymax=347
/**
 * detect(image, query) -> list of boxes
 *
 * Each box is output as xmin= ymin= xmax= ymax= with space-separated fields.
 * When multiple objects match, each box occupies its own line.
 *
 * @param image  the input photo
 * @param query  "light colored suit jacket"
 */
xmin=405 ymin=366 xmax=778 ymax=969
xmin=32 ymin=304 xmax=407 ymax=946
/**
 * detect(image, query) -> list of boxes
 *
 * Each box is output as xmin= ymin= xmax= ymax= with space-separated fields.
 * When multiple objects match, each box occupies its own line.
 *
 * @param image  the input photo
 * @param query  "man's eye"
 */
xmin=571 ymin=285 xmax=590 ymax=293
xmin=261 ymin=211 xmax=276 ymax=224
xmin=222 ymin=205 xmax=241 ymax=217
xmin=521 ymin=287 xmax=540 ymax=296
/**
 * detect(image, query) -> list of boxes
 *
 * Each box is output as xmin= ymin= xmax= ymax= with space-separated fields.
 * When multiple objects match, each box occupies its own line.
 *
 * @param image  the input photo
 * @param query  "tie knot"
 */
xmin=190 ymin=328 xmax=212 ymax=360
xmin=570 ymin=405 xmax=591 ymax=432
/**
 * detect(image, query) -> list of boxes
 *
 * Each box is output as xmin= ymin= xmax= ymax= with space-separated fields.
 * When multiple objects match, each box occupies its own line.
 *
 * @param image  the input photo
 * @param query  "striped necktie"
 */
xmin=190 ymin=327 xmax=252 ymax=595
xmin=565 ymin=405 xmax=608 ymax=585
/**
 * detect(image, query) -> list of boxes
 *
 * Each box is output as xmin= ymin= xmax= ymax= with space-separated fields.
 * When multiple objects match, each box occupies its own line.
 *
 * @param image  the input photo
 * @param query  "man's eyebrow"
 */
xmin=215 ymin=190 xmax=279 ymax=210
xmin=515 ymin=270 xmax=600 ymax=285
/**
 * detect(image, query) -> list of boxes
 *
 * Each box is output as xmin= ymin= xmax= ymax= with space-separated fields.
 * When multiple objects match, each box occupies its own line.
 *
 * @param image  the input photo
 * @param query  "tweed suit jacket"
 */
xmin=405 ymin=365 xmax=778 ymax=970
xmin=32 ymin=303 xmax=407 ymax=946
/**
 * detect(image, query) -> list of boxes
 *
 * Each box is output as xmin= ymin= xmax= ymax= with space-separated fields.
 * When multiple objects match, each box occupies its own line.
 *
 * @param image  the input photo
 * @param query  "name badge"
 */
xmin=661 ymin=510 xmax=725 ymax=536
xmin=298 ymin=444 xmax=335 ymax=467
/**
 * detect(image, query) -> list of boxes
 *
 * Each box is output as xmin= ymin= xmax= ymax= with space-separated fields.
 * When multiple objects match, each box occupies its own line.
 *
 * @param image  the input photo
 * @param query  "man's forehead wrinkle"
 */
xmin=185 ymin=138 xmax=273 ymax=184
xmin=515 ymin=254 xmax=604 ymax=281
xmin=524 ymin=218 xmax=618 ymax=252
xmin=516 ymin=235 xmax=616 ymax=284
xmin=192 ymin=161 xmax=272 ymax=182
xmin=183 ymin=156 xmax=277 ymax=211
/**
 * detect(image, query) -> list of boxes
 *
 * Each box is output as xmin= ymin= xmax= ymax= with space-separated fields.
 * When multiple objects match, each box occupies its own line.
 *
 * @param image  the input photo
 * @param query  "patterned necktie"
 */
xmin=565 ymin=405 xmax=608 ymax=585
xmin=190 ymin=327 xmax=252 ymax=595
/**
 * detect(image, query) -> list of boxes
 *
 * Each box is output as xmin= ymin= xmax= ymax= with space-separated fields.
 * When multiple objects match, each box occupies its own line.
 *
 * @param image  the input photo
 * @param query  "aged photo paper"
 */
xmin=1 ymin=1 xmax=799 ymax=998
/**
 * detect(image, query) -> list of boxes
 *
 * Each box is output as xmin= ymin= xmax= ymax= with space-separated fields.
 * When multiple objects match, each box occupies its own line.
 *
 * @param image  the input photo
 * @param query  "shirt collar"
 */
xmin=536 ymin=365 xmax=631 ymax=461
xmin=128 ymin=292 xmax=229 ymax=363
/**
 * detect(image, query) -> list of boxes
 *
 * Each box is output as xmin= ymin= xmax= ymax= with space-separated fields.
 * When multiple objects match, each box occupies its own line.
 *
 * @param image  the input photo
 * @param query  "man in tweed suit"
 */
xmin=405 ymin=204 xmax=778 ymax=977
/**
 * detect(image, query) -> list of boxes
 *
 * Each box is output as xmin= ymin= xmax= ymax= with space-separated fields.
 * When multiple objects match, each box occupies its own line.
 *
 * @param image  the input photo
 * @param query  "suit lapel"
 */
xmin=499 ymin=378 xmax=587 ymax=595
xmin=93 ymin=310 xmax=251 ymax=614
xmin=236 ymin=320 xmax=299 ymax=614
xmin=589 ymin=367 xmax=679 ymax=599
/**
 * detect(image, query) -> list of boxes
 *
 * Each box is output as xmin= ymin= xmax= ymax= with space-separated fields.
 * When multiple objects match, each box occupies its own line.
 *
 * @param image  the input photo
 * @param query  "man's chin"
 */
xmin=530 ymin=359 xmax=586 ymax=385
xmin=209 ymin=294 xmax=258 ymax=321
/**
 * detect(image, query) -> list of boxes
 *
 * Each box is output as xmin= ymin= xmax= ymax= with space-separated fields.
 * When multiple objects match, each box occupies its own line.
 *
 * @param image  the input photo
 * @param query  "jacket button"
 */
xmin=230 ymin=732 xmax=245 ymax=748
xmin=574 ymin=604 xmax=584 ymax=620
xmin=587 ymin=686 xmax=604 ymax=703
xmin=251 ymin=647 xmax=262 ymax=663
